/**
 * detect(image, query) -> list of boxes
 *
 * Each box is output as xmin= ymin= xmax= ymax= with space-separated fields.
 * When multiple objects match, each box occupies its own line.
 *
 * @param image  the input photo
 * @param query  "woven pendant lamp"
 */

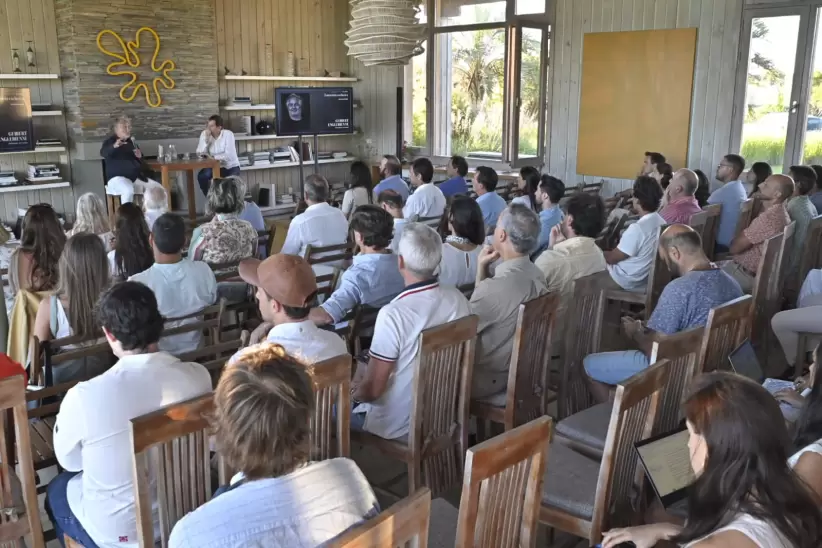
xmin=346 ymin=0 xmax=426 ymax=66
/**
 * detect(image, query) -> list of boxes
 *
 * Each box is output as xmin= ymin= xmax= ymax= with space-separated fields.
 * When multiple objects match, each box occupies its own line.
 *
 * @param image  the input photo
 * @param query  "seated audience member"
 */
xmin=438 ymin=196 xmax=485 ymax=287
xmin=604 ymin=176 xmax=666 ymax=292
xmin=189 ymin=177 xmax=258 ymax=264
xmin=237 ymin=254 xmax=347 ymax=363
xmin=693 ymin=168 xmax=711 ymax=207
xmin=786 ymin=345 xmax=822 ymax=501
xmin=108 ymin=202 xmax=153 ymax=280
xmin=512 ymin=166 xmax=540 ymax=211
xmin=68 ymin=193 xmax=114 ymax=252
xmin=535 ymin=193 xmax=606 ymax=348
xmin=472 ymin=167 xmax=507 ymax=232
xmin=721 ymin=174 xmax=792 ymax=292
xmin=372 ymin=154 xmax=409 ymax=201
xmin=100 ymin=116 xmax=162 ymax=204
xmin=786 ymin=165 xmax=818 ymax=270
xmin=586 ymin=225 xmax=742 ymax=402
xmin=471 ymin=205 xmax=547 ymax=401
xmin=196 ymin=115 xmax=241 ymax=196
xmin=812 ymin=164 xmax=822 ymax=214
xmin=659 ymin=169 xmax=703 ymax=224
xmin=651 ymin=161 xmax=673 ymax=190
xmin=708 ymin=153 xmax=747 ymax=252
xmin=403 ymin=157 xmax=446 ymax=221
xmin=747 ymin=161 xmax=773 ymax=197
xmin=281 ymin=174 xmax=349 ymax=276
xmin=233 ymin=177 xmax=266 ymax=257
xmin=351 ymin=223 xmax=471 ymax=437
xmin=378 ymin=190 xmax=406 ymax=253
xmin=130 ymin=214 xmax=217 ymax=355
xmin=602 ymin=373 xmax=822 ymax=548
xmin=142 ymin=185 xmax=168 ymax=232
xmin=168 ymin=344 xmax=379 ymax=548
xmin=342 ymin=161 xmax=375 ymax=218
xmin=309 ymin=206 xmax=404 ymax=326
xmin=534 ymin=174 xmax=565 ymax=253
xmin=9 ymin=203 xmax=66 ymax=295
xmin=439 ymin=154 xmax=469 ymax=198
xmin=640 ymin=151 xmax=666 ymax=176
xmin=46 ymin=282 xmax=212 ymax=547
xmin=772 ymin=268 xmax=822 ymax=368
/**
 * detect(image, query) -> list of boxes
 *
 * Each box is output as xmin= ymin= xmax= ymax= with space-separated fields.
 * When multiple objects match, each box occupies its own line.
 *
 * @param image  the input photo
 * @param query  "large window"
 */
xmin=407 ymin=0 xmax=551 ymax=165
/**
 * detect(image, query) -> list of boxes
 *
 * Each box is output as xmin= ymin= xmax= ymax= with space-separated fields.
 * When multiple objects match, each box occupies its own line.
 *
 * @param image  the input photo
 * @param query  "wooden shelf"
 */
xmin=236 ymin=131 xmax=359 ymax=141
xmin=222 ymin=75 xmax=357 ymax=82
xmin=221 ymin=103 xmax=360 ymax=111
xmin=0 ymin=73 xmax=59 ymax=80
xmin=240 ymin=157 xmax=354 ymax=172
xmin=0 ymin=147 xmax=66 ymax=155
xmin=0 ymin=181 xmax=69 ymax=193
xmin=32 ymin=110 xmax=62 ymax=117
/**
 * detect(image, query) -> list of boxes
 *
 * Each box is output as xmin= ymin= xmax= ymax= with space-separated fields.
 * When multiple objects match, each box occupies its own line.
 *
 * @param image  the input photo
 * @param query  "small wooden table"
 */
xmin=146 ymin=158 xmax=221 ymax=220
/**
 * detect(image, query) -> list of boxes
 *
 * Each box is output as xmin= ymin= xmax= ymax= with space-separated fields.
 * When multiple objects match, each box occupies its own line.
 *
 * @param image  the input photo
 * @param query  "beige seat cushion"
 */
xmin=555 ymin=401 xmax=612 ymax=454
xmin=542 ymin=442 xmax=599 ymax=520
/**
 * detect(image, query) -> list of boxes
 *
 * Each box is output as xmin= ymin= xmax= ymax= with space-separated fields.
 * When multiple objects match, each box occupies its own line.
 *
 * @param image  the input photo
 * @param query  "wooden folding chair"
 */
xmin=791 ymin=215 xmax=822 ymax=306
xmin=306 ymin=354 xmax=352 ymax=460
xmin=775 ymin=221 xmax=796 ymax=304
xmin=131 ymin=394 xmax=215 ymax=548
xmin=0 ymin=374 xmax=45 ymax=548
xmin=697 ymin=295 xmax=753 ymax=373
xmin=750 ymin=232 xmax=783 ymax=346
xmin=454 ymin=416 xmax=552 ymax=548
xmin=305 ymin=242 xmax=353 ymax=301
xmin=688 ymin=204 xmax=721 ymax=260
xmin=471 ymin=293 xmax=559 ymax=433
xmin=326 ymin=488 xmax=432 ymax=548
xmin=539 ymin=358 xmax=667 ymax=546
xmin=351 ymin=315 xmax=479 ymax=497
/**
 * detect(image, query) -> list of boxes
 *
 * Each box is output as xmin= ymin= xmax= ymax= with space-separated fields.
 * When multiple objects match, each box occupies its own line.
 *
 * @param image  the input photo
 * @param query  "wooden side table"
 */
xmin=146 ymin=158 xmax=221 ymax=220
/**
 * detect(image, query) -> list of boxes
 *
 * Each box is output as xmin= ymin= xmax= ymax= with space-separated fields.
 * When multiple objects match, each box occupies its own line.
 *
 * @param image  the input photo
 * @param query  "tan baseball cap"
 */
xmin=238 ymin=254 xmax=317 ymax=308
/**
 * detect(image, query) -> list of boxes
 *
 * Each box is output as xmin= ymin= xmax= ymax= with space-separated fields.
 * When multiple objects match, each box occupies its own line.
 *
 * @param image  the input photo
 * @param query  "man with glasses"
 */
xmin=708 ymin=154 xmax=748 ymax=253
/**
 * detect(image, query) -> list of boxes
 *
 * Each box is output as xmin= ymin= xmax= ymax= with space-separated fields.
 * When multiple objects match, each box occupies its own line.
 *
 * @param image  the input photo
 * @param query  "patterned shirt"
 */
xmin=787 ymin=195 xmax=818 ymax=270
xmin=659 ymin=196 xmax=703 ymax=225
xmin=648 ymin=269 xmax=743 ymax=334
xmin=733 ymin=202 xmax=789 ymax=275
xmin=188 ymin=214 xmax=258 ymax=264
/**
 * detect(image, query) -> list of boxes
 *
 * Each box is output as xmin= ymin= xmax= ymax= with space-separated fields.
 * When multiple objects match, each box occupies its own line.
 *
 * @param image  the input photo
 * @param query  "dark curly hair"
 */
xmin=449 ymin=196 xmax=486 ymax=245
xmin=19 ymin=203 xmax=66 ymax=292
xmin=113 ymin=203 xmax=153 ymax=279
xmin=694 ymin=169 xmax=711 ymax=207
xmin=564 ymin=193 xmax=605 ymax=238
xmin=632 ymin=176 xmax=664 ymax=213
xmin=96 ymin=281 xmax=164 ymax=350
xmin=349 ymin=204 xmax=394 ymax=250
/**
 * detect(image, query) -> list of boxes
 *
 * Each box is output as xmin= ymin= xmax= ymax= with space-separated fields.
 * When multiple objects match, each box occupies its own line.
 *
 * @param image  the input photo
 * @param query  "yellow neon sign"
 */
xmin=96 ymin=27 xmax=176 ymax=108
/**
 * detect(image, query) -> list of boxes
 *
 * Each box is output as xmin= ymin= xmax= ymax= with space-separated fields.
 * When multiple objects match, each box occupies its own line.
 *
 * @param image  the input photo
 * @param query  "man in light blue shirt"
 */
xmin=309 ymin=205 xmax=405 ymax=325
xmin=439 ymin=155 xmax=469 ymax=197
xmin=707 ymin=154 xmax=748 ymax=251
xmin=372 ymin=154 xmax=410 ymax=201
xmin=534 ymin=174 xmax=565 ymax=254
xmin=473 ymin=166 xmax=507 ymax=232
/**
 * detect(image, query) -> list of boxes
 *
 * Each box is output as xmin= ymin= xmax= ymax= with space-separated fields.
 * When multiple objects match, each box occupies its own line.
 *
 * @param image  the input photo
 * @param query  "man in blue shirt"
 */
xmin=308 ymin=205 xmax=405 ymax=325
xmin=372 ymin=154 xmax=410 ymax=201
xmin=534 ymin=174 xmax=565 ymax=254
xmin=439 ymin=155 xmax=469 ymax=197
xmin=707 ymin=154 xmax=748 ymax=252
xmin=473 ymin=166 xmax=507 ymax=232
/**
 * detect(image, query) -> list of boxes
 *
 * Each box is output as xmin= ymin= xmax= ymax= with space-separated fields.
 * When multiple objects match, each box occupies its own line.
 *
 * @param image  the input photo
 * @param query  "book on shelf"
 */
xmin=27 ymin=163 xmax=60 ymax=178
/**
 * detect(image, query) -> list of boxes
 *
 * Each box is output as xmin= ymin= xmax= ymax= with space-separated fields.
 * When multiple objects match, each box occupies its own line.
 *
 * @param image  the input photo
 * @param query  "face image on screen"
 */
xmin=275 ymin=87 xmax=353 ymax=136
xmin=278 ymin=92 xmax=312 ymax=136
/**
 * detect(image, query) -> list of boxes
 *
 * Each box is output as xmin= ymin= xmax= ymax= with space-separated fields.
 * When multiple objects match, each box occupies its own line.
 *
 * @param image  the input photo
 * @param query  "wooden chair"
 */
xmin=348 ymin=304 xmax=382 ymax=356
xmin=131 ymin=393 xmax=215 ymax=548
xmin=750 ymin=233 xmax=783 ymax=346
xmin=798 ymin=216 xmax=822 ymax=290
xmin=775 ymin=221 xmax=796 ymax=304
xmin=732 ymin=197 xmax=757 ymax=245
xmin=305 ymin=242 xmax=352 ymax=301
xmin=351 ymin=315 xmax=479 ymax=497
xmin=554 ymin=327 xmax=702 ymax=460
xmin=454 ymin=416 xmax=552 ymax=547
xmin=0 ymin=374 xmax=45 ymax=548
xmin=326 ymin=488 xmax=432 ymax=548
xmin=470 ymin=293 xmax=559 ymax=432
xmin=688 ymin=204 xmax=721 ymax=260
xmin=162 ymin=299 xmax=226 ymax=347
xmin=539 ymin=358 xmax=667 ymax=546
xmin=306 ymin=354 xmax=352 ymax=460
xmin=698 ymin=295 xmax=753 ymax=372
xmin=208 ymin=259 xmax=244 ymax=283
xmin=178 ymin=337 xmax=244 ymax=385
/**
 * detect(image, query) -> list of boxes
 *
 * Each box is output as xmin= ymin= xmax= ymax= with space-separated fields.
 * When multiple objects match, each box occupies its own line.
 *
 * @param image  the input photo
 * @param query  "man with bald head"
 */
xmin=659 ymin=169 xmax=703 ymax=224
xmin=721 ymin=174 xmax=792 ymax=292
xmin=583 ymin=225 xmax=743 ymax=401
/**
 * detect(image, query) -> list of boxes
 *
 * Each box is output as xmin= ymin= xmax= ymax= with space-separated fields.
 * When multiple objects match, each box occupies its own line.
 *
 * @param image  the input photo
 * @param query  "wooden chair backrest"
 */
xmin=161 ymin=299 xmax=226 ymax=346
xmin=455 ymin=416 xmax=552 ymax=548
xmin=775 ymin=221 xmax=796 ymax=301
xmin=349 ymin=304 xmax=382 ymax=356
xmin=644 ymin=231 xmax=671 ymax=316
xmin=798 ymin=216 xmax=822 ymax=288
xmin=751 ymin=233 xmax=783 ymax=345
xmin=733 ymin=198 xmax=756 ymax=242
xmin=177 ymin=338 xmax=244 ymax=384
xmin=503 ymin=293 xmax=559 ymax=429
xmin=688 ymin=204 xmax=721 ymax=259
xmin=326 ymin=488 xmax=432 ymax=548
xmin=590 ymin=359 xmax=667 ymax=543
xmin=315 ymin=268 xmax=342 ymax=303
xmin=131 ymin=394 xmax=214 ymax=548
xmin=648 ymin=327 xmax=705 ymax=435
xmin=304 ymin=242 xmax=354 ymax=266
xmin=306 ymin=354 xmax=352 ymax=460
xmin=560 ymin=271 xmax=608 ymax=418
xmin=409 ymin=314 xmax=479 ymax=496
xmin=697 ymin=295 xmax=753 ymax=372
xmin=29 ymin=329 xmax=112 ymax=388
xmin=106 ymin=194 xmax=122 ymax=227
xmin=208 ymin=259 xmax=243 ymax=282
xmin=0 ymin=375 xmax=45 ymax=548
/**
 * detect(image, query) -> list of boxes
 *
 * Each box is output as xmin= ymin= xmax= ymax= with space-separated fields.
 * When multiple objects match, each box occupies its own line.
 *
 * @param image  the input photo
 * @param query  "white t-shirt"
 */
xmin=403 ymin=183 xmax=446 ymax=220
xmin=53 ymin=352 xmax=212 ymax=547
xmin=230 ymin=320 xmax=348 ymax=365
xmin=789 ymin=437 xmax=822 ymax=468
xmin=682 ymin=513 xmax=792 ymax=548
xmin=607 ymin=212 xmax=666 ymax=291
xmin=341 ymin=187 xmax=374 ymax=217
xmin=360 ymin=281 xmax=471 ymax=439
xmin=280 ymin=203 xmax=349 ymax=276
xmin=510 ymin=195 xmax=536 ymax=211
xmin=129 ymin=260 xmax=218 ymax=355
xmin=438 ymin=242 xmax=481 ymax=287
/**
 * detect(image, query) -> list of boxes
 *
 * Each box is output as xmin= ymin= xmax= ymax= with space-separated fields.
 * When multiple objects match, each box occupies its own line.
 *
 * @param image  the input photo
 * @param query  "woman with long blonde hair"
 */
xmin=68 ymin=193 xmax=113 ymax=251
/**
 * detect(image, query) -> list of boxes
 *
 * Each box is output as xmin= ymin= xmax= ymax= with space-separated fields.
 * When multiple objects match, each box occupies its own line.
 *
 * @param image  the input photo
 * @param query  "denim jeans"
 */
xmin=583 ymin=350 xmax=650 ymax=385
xmin=46 ymin=471 xmax=100 ymax=548
xmin=198 ymin=165 xmax=241 ymax=196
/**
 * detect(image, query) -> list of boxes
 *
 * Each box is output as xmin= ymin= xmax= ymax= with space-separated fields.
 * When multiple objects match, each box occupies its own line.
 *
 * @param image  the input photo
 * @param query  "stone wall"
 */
xmin=54 ymin=0 xmax=218 ymax=144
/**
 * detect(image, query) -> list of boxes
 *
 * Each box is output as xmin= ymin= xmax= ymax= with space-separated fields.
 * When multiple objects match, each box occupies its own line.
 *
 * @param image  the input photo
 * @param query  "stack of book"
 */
xmin=238 ymin=155 xmax=252 ymax=168
xmin=277 ymin=194 xmax=296 ymax=205
xmin=252 ymin=151 xmax=272 ymax=166
xmin=0 ymin=171 xmax=17 ymax=187
xmin=230 ymin=96 xmax=252 ymax=107
xmin=35 ymin=138 xmax=63 ymax=150
xmin=316 ymin=152 xmax=334 ymax=160
xmin=27 ymin=163 xmax=60 ymax=180
xmin=272 ymin=147 xmax=298 ymax=163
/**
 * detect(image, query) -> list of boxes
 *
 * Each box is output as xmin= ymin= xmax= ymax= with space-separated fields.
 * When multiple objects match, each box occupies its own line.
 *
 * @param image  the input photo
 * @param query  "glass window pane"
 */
xmin=516 ymin=0 xmax=545 ymax=15
xmin=740 ymin=16 xmax=800 ymax=174
xmin=406 ymin=42 xmax=427 ymax=148
xmin=436 ymin=0 xmax=506 ymax=27
xmin=803 ymin=8 xmax=822 ymax=164
xmin=518 ymin=28 xmax=544 ymax=159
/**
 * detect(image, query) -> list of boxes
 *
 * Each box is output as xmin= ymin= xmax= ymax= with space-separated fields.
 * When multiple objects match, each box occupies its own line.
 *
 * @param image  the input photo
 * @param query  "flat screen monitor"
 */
xmin=275 ymin=87 xmax=354 ymax=136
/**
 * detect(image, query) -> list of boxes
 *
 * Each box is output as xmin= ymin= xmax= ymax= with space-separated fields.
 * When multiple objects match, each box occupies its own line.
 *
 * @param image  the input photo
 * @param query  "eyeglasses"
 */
xmin=718 ymin=163 xmax=733 ymax=168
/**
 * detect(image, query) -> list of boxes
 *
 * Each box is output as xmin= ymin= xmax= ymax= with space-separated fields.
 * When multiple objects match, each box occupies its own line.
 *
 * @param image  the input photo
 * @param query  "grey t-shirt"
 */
xmin=648 ymin=269 xmax=744 ymax=335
